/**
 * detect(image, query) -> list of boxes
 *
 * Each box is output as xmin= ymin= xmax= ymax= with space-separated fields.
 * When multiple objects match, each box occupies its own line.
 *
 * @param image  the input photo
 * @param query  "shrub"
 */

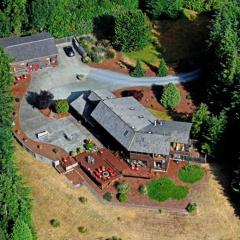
xmin=105 ymin=49 xmax=116 ymax=59
xmin=117 ymin=193 xmax=128 ymax=202
xmin=84 ymin=142 xmax=94 ymax=151
xmin=50 ymin=219 xmax=60 ymax=228
xmin=116 ymin=181 xmax=131 ymax=194
xmin=147 ymin=178 xmax=189 ymax=202
xmin=131 ymin=59 xmax=145 ymax=77
xmin=70 ymin=150 xmax=78 ymax=157
xmin=178 ymin=165 xmax=204 ymax=183
xmin=82 ymin=56 xmax=90 ymax=64
xmin=186 ymin=202 xmax=197 ymax=214
xmin=15 ymin=97 xmax=20 ymax=102
xmin=55 ymin=99 xmax=69 ymax=113
xmin=160 ymin=83 xmax=181 ymax=109
xmin=106 ymin=237 xmax=122 ymax=240
xmin=91 ymin=52 xmax=103 ymax=63
xmin=79 ymin=196 xmax=88 ymax=204
xmin=78 ymin=226 xmax=88 ymax=233
xmin=157 ymin=58 xmax=168 ymax=77
xmin=37 ymin=90 xmax=54 ymax=109
xmin=138 ymin=185 xmax=148 ymax=195
xmin=52 ymin=148 xmax=59 ymax=154
xmin=103 ymin=192 xmax=112 ymax=201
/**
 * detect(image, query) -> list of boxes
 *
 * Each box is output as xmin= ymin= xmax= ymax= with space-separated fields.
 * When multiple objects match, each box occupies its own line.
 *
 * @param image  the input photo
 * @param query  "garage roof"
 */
xmin=0 ymin=32 xmax=58 ymax=63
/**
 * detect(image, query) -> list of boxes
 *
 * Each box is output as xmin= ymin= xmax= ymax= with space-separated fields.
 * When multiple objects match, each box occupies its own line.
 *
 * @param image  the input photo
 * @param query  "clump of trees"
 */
xmin=130 ymin=60 xmax=145 ymax=77
xmin=160 ymin=83 xmax=181 ymax=109
xmin=0 ymin=48 xmax=35 ymax=239
xmin=113 ymin=10 xmax=151 ymax=52
xmin=36 ymin=90 xmax=54 ymax=109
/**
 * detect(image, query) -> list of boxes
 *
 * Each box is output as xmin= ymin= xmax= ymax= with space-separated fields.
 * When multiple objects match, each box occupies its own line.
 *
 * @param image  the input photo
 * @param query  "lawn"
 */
xmin=123 ymin=39 xmax=160 ymax=68
xmin=16 ymin=143 xmax=240 ymax=240
xmin=178 ymin=164 xmax=204 ymax=183
xmin=148 ymin=108 xmax=172 ymax=121
xmin=147 ymin=178 xmax=189 ymax=202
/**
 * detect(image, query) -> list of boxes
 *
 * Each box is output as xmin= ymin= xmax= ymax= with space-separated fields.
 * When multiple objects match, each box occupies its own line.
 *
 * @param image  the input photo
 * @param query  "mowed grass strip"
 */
xmin=147 ymin=178 xmax=189 ymax=202
xmin=178 ymin=164 xmax=204 ymax=183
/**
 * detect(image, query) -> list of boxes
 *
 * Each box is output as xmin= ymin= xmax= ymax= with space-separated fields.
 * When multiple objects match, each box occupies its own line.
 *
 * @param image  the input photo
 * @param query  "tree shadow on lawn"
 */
xmin=119 ymin=60 xmax=135 ymax=74
xmin=142 ymin=60 xmax=158 ymax=75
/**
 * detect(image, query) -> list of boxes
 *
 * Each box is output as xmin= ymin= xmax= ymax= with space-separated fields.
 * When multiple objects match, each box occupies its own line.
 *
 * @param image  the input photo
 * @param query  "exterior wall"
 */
xmin=12 ymin=55 xmax=58 ymax=74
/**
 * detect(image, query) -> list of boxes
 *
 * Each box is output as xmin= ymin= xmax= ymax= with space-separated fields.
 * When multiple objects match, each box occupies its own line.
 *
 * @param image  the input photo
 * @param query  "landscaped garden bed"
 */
xmin=178 ymin=164 xmax=204 ymax=183
xmin=147 ymin=178 xmax=189 ymax=202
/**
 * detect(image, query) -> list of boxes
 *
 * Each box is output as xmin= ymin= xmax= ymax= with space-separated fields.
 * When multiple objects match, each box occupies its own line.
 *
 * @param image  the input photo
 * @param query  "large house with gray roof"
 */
xmin=0 ymin=32 xmax=58 ymax=75
xmin=71 ymin=90 xmax=194 ymax=172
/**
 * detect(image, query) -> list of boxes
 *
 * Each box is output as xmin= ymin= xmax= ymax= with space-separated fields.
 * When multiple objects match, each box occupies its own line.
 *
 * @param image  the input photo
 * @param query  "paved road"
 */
xmin=19 ymin=44 xmax=200 ymax=152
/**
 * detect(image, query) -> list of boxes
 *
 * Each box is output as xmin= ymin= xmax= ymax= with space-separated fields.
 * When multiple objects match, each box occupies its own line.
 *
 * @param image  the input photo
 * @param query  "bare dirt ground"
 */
xmin=16 ymin=143 xmax=240 ymax=240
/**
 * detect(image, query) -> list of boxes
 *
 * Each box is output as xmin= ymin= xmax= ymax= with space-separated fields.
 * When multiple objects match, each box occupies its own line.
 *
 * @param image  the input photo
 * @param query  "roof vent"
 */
xmin=160 ymin=121 xmax=163 ymax=126
xmin=138 ymin=115 xmax=144 ymax=118
xmin=148 ymin=131 xmax=152 ymax=134
xmin=131 ymin=126 xmax=135 ymax=129
xmin=129 ymin=107 xmax=135 ymax=110
xmin=154 ymin=120 xmax=157 ymax=126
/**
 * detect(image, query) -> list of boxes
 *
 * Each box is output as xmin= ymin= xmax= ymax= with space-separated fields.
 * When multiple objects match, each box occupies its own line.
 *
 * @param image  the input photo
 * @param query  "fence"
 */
xmin=14 ymin=135 xmax=53 ymax=165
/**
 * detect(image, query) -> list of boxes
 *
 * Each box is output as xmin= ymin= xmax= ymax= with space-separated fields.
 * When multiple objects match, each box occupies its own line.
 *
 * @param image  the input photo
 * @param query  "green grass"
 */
xmin=178 ymin=165 xmax=204 ymax=183
xmin=124 ymin=40 xmax=160 ymax=67
xmin=147 ymin=178 xmax=189 ymax=202
xmin=148 ymin=108 xmax=172 ymax=121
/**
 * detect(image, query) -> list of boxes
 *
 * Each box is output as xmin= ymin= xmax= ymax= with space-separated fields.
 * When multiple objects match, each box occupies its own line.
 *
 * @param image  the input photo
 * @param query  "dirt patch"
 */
xmin=16 ymin=144 xmax=240 ymax=240
xmin=113 ymin=84 xmax=196 ymax=118
xmin=39 ymin=108 xmax=70 ymax=120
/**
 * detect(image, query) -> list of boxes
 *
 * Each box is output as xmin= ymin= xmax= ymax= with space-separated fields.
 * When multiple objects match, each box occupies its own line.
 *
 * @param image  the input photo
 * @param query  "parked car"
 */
xmin=63 ymin=46 xmax=75 ymax=57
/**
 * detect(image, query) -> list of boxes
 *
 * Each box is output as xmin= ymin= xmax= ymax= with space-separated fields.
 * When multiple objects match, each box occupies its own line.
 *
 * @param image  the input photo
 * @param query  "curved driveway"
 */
xmin=19 ymin=45 xmax=200 ymax=152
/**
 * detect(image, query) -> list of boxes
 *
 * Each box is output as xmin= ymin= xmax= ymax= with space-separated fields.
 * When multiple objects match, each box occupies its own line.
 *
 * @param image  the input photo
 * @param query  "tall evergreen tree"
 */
xmin=157 ymin=58 xmax=168 ymax=77
xmin=130 ymin=59 xmax=145 ymax=77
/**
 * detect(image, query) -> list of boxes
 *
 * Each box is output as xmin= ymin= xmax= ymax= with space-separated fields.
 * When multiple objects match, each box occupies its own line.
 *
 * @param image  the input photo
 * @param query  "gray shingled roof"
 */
xmin=0 ymin=32 xmax=58 ymax=63
xmin=88 ymin=89 xmax=116 ymax=102
xmin=90 ymin=94 xmax=192 ymax=155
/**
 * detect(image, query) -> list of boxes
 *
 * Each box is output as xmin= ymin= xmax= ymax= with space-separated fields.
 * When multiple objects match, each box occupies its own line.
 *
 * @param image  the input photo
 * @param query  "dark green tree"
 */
xmin=157 ymin=58 xmax=168 ymax=77
xmin=113 ymin=10 xmax=151 ymax=52
xmin=130 ymin=60 xmax=145 ymax=77
xmin=160 ymin=83 xmax=181 ymax=109
xmin=191 ymin=103 xmax=210 ymax=138
xmin=2 ymin=0 xmax=28 ymax=35
xmin=12 ymin=219 xmax=33 ymax=240
xmin=146 ymin=0 xmax=184 ymax=19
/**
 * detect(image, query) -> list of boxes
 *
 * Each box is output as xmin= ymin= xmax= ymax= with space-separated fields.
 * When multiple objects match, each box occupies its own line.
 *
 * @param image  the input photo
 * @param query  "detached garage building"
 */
xmin=0 ymin=32 xmax=58 ymax=75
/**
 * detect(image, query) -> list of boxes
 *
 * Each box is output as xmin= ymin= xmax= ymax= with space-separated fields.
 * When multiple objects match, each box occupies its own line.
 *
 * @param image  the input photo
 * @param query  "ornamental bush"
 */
xmin=55 ymin=99 xmax=69 ymax=113
xmin=178 ymin=164 xmax=204 ymax=183
xmin=160 ymin=83 xmax=181 ymax=109
xmin=116 ymin=181 xmax=131 ymax=194
xmin=186 ymin=202 xmax=197 ymax=214
xmin=117 ymin=193 xmax=128 ymax=202
xmin=103 ymin=192 xmax=112 ymax=201
xmin=50 ymin=219 xmax=60 ymax=228
xmin=139 ymin=185 xmax=148 ymax=195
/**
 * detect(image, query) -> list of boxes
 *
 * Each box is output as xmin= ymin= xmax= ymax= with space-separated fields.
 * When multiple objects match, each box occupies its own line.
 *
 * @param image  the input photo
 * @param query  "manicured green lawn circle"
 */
xmin=178 ymin=164 xmax=204 ymax=183
xmin=147 ymin=178 xmax=189 ymax=202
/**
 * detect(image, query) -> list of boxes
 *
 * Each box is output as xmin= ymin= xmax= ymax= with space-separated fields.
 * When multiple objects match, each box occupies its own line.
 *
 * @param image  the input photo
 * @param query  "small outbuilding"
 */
xmin=0 ymin=32 xmax=58 ymax=75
